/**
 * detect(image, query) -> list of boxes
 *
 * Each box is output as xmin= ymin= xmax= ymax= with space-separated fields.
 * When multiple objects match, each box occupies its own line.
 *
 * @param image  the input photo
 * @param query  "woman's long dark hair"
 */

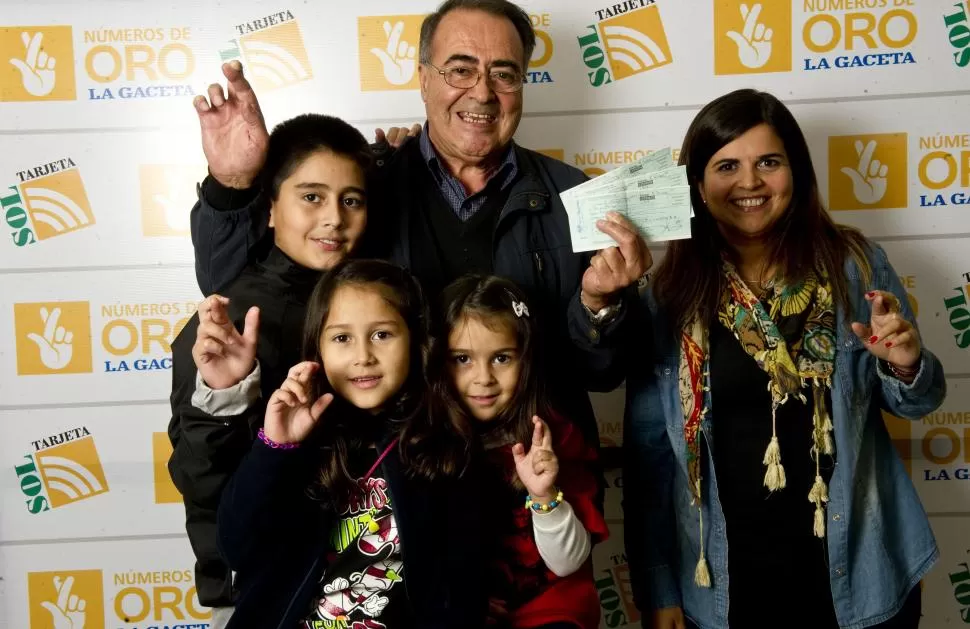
xmin=654 ymin=89 xmax=872 ymax=330
xmin=301 ymin=259 xmax=429 ymax=502
xmin=421 ymin=274 xmax=550 ymax=485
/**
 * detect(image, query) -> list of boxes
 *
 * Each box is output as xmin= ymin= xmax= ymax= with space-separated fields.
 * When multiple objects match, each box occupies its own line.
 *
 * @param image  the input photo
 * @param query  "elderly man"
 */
xmin=181 ymin=0 xmax=650 ymax=618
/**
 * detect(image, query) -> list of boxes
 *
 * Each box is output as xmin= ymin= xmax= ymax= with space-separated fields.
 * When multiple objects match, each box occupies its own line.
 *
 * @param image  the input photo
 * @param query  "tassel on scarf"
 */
xmin=814 ymin=504 xmax=826 ymax=538
xmin=762 ymin=435 xmax=786 ymax=491
xmin=694 ymin=500 xmax=711 ymax=587
xmin=694 ymin=555 xmax=712 ymax=587
xmin=809 ymin=382 xmax=832 ymax=538
xmin=815 ymin=383 xmax=836 ymax=456
xmin=808 ymin=474 xmax=829 ymax=504
xmin=823 ymin=432 xmax=835 ymax=457
xmin=808 ymin=473 xmax=829 ymax=539
xmin=821 ymin=412 xmax=835 ymax=455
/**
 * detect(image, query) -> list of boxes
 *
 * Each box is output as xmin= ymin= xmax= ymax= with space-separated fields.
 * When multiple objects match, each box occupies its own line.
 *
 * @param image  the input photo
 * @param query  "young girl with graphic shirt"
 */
xmin=430 ymin=274 xmax=609 ymax=629
xmin=216 ymin=259 xmax=487 ymax=629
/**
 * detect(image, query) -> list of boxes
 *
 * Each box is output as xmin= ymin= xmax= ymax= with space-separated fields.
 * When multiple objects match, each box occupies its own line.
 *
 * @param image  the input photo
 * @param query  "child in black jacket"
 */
xmin=167 ymin=113 xmax=374 ymax=618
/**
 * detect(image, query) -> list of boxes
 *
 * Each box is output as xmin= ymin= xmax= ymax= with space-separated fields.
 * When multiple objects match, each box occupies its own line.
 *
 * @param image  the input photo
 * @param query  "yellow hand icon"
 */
xmin=26 ymin=307 xmax=74 ymax=370
xmin=370 ymin=21 xmax=416 ymax=86
xmin=840 ymin=140 xmax=889 ymax=205
xmin=726 ymin=4 xmax=773 ymax=69
xmin=40 ymin=576 xmax=87 ymax=629
xmin=10 ymin=32 xmax=57 ymax=96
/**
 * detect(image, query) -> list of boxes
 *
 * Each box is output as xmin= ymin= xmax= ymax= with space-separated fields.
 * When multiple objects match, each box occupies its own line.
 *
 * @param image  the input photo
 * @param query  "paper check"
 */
xmin=561 ymin=147 xmax=694 ymax=252
xmin=562 ymin=148 xmax=675 ymax=199
xmin=570 ymin=186 xmax=692 ymax=251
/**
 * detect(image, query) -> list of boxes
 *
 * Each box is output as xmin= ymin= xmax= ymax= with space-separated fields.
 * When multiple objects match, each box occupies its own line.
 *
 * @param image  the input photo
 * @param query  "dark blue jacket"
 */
xmin=218 ymin=432 xmax=488 ymax=629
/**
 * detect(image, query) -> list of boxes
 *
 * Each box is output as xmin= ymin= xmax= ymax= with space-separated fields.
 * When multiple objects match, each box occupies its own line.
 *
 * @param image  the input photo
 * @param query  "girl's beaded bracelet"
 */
xmin=525 ymin=488 xmax=564 ymax=513
xmin=257 ymin=427 xmax=300 ymax=450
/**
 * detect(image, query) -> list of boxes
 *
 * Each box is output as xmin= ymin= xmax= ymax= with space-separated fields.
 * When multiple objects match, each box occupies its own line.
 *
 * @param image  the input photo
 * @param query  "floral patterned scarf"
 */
xmin=679 ymin=259 xmax=837 ymax=587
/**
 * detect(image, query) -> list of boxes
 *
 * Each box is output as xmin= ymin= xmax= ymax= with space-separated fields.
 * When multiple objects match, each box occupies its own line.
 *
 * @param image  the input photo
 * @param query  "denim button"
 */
xmin=663 ymin=368 xmax=672 ymax=376
xmin=833 ymin=514 xmax=841 ymax=521
xmin=835 ymin=568 xmax=844 ymax=576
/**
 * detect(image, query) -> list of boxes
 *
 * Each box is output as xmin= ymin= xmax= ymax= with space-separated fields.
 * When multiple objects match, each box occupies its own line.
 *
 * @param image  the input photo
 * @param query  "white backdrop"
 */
xmin=2 ymin=0 xmax=969 ymax=627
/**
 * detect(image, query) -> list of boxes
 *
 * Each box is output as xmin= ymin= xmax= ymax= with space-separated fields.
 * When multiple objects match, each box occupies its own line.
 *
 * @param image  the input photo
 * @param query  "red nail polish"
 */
xmin=866 ymin=291 xmax=875 ymax=298
xmin=869 ymin=336 xmax=878 ymax=344
xmin=885 ymin=341 xmax=893 ymax=348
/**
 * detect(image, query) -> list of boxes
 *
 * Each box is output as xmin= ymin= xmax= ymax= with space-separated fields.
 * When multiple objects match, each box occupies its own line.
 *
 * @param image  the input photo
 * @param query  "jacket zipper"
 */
xmin=533 ymin=251 xmax=543 ymax=274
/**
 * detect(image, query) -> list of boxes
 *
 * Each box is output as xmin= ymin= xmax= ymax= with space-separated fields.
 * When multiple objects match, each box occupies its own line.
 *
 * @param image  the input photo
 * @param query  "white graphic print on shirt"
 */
xmin=303 ymin=476 xmax=405 ymax=629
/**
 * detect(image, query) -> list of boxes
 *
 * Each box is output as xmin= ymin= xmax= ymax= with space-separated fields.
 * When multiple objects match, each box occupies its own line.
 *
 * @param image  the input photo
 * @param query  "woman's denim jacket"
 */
xmin=623 ymin=242 xmax=946 ymax=629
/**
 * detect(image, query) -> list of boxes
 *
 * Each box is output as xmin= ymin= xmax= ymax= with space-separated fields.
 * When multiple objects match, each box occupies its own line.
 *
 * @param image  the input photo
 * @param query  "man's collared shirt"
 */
xmin=418 ymin=123 xmax=518 ymax=222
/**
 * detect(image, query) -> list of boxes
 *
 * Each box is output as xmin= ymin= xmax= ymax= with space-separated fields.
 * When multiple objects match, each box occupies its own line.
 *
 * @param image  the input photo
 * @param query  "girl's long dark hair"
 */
xmin=301 ymin=259 xmax=429 ymax=502
xmin=421 ymin=274 xmax=550 ymax=485
xmin=654 ymin=89 xmax=872 ymax=330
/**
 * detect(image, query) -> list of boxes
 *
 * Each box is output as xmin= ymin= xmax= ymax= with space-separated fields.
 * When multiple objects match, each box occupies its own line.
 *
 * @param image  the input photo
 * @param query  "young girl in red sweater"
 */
xmin=429 ymin=274 xmax=609 ymax=629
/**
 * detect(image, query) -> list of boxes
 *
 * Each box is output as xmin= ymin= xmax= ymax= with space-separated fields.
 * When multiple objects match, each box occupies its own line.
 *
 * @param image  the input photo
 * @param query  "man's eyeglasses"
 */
xmin=425 ymin=62 xmax=524 ymax=93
